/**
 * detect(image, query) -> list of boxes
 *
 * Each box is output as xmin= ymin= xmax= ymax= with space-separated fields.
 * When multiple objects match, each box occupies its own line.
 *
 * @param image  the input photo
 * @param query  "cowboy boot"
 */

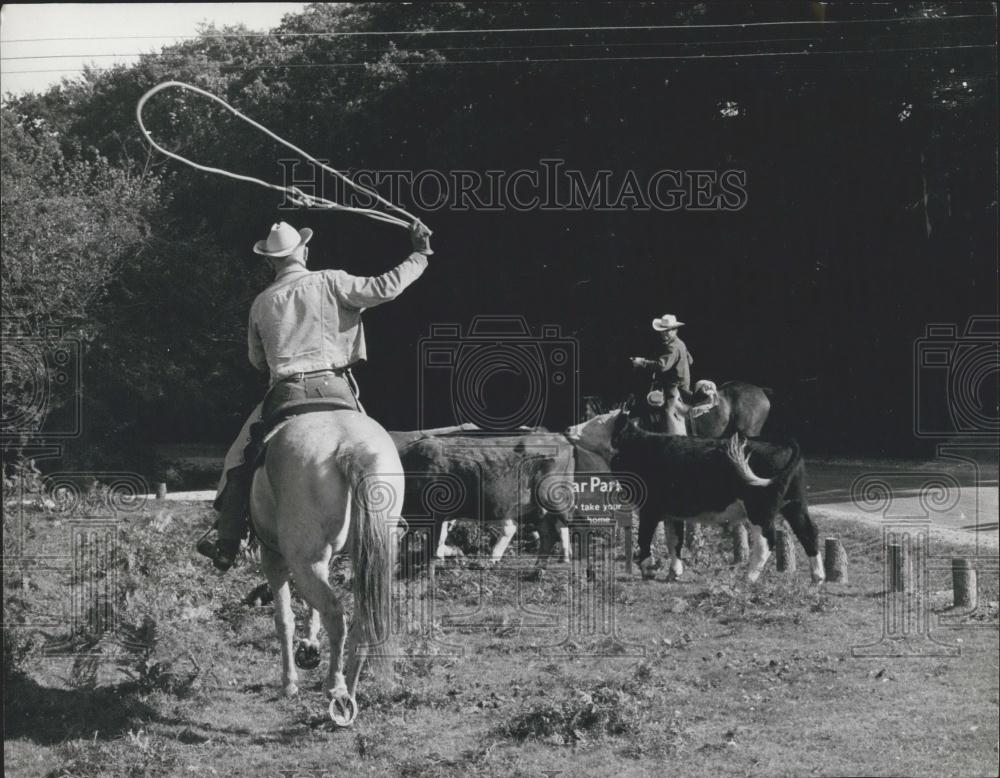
xmin=206 ymin=463 xmax=252 ymax=571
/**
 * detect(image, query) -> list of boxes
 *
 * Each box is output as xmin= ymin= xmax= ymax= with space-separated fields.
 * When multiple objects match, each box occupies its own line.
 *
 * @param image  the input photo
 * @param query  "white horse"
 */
xmin=249 ymin=411 xmax=403 ymax=726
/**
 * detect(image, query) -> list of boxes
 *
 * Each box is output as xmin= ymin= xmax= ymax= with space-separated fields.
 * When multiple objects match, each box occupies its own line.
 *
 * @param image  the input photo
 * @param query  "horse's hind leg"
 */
xmin=260 ymin=546 xmax=298 ymax=696
xmin=305 ymin=606 xmax=321 ymax=646
xmin=290 ymin=606 xmax=322 ymax=671
xmin=290 ymin=558 xmax=348 ymax=699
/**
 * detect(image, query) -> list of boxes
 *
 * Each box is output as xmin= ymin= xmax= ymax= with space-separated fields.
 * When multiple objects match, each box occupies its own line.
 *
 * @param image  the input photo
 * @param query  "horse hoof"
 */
xmin=746 ymin=570 xmax=762 ymax=583
xmin=282 ymin=682 xmax=299 ymax=697
xmin=294 ymin=641 xmax=321 ymax=670
xmin=328 ymin=692 xmax=358 ymax=727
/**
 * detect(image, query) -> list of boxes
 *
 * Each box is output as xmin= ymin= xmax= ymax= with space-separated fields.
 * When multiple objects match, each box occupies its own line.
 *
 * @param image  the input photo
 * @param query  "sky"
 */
xmin=0 ymin=2 xmax=307 ymax=96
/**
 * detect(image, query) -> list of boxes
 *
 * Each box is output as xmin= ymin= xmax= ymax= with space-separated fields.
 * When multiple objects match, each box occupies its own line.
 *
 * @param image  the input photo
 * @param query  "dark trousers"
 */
xmin=215 ymin=370 xmax=362 ymax=543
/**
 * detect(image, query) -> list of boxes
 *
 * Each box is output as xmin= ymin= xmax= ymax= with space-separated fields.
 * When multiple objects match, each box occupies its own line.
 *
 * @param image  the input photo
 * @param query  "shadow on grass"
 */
xmin=4 ymin=674 xmax=157 ymax=744
xmin=4 ymin=671 xmax=324 ymax=748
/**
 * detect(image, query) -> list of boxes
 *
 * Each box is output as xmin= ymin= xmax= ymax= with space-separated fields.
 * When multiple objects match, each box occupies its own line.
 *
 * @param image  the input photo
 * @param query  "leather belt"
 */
xmin=278 ymin=366 xmax=351 ymax=384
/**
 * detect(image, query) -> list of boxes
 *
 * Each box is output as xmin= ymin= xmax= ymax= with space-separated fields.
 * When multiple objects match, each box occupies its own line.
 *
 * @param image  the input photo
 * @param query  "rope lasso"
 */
xmin=135 ymin=80 xmax=423 ymax=230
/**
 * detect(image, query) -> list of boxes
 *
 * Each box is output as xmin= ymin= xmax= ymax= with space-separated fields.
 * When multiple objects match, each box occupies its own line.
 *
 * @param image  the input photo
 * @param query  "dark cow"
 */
xmin=609 ymin=413 xmax=824 ymax=582
xmin=571 ymin=380 xmax=775 ymax=566
xmin=391 ymin=430 xmax=574 ymax=564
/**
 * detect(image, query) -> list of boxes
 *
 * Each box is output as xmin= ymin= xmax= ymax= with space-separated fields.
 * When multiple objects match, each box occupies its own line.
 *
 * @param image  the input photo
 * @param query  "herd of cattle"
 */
xmin=385 ymin=380 xmax=826 ymax=584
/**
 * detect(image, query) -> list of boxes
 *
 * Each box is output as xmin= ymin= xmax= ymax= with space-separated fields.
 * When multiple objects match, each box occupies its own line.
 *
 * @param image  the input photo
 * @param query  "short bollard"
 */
xmin=775 ymin=529 xmax=796 ymax=573
xmin=824 ymin=537 xmax=847 ymax=583
xmin=888 ymin=543 xmax=906 ymax=592
xmin=952 ymin=558 xmax=977 ymax=609
xmin=732 ymin=521 xmax=750 ymax=564
xmin=155 ymin=483 xmax=167 ymax=500
xmin=615 ymin=510 xmax=634 ymax=574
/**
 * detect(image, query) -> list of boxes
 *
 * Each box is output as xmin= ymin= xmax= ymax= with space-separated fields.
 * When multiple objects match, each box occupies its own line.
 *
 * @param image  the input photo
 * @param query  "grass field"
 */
xmin=4 ymin=498 xmax=998 ymax=777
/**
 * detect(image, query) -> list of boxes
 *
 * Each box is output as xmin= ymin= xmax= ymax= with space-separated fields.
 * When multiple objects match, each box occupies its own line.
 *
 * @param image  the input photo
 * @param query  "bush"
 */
xmin=502 ymin=682 xmax=642 ymax=744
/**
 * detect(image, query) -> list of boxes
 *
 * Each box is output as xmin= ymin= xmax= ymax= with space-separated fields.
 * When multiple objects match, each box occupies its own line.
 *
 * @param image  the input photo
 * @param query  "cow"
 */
xmin=391 ymin=430 xmax=575 ymax=565
xmin=571 ymin=381 xmax=773 ymax=559
xmin=567 ymin=409 xmax=824 ymax=583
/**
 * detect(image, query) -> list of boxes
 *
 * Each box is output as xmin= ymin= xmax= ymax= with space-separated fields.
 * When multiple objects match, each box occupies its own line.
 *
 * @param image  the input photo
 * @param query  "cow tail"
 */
xmin=726 ymin=434 xmax=773 ymax=487
xmin=348 ymin=459 xmax=397 ymax=679
xmin=774 ymin=438 xmax=802 ymax=494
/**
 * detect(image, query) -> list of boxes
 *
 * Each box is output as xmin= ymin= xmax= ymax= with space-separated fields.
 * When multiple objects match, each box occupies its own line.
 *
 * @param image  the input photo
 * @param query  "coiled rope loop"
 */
xmin=136 ymin=81 xmax=420 ymax=229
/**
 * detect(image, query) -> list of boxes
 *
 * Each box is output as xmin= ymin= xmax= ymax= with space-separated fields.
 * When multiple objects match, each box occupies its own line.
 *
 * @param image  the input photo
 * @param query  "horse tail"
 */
xmin=348 ymin=457 xmax=398 ymax=679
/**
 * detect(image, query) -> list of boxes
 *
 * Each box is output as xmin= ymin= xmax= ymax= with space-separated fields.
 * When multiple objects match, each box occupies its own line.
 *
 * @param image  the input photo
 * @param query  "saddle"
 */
xmin=249 ymin=397 xmax=360 ymax=469
xmin=686 ymin=380 xmax=720 ymax=418
xmin=642 ymin=380 xmax=719 ymax=433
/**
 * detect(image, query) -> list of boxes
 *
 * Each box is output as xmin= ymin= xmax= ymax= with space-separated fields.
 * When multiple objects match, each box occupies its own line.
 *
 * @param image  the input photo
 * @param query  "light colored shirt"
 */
xmin=248 ymin=252 xmax=428 ymax=383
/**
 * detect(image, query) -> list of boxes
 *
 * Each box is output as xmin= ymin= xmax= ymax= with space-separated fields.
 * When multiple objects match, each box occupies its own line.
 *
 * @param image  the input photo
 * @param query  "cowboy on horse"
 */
xmin=627 ymin=313 xmax=696 ymax=431
xmin=630 ymin=313 xmax=694 ymax=397
xmin=198 ymin=219 xmax=432 ymax=571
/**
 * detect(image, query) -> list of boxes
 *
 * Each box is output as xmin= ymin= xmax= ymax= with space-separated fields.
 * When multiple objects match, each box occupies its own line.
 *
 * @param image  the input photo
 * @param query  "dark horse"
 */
xmin=690 ymin=381 xmax=773 ymax=437
xmin=627 ymin=380 xmax=773 ymax=438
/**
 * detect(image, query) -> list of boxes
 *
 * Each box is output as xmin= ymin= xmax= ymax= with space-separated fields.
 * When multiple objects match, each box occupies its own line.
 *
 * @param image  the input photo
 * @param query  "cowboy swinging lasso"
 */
xmin=137 ymin=82 xmax=432 ymax=726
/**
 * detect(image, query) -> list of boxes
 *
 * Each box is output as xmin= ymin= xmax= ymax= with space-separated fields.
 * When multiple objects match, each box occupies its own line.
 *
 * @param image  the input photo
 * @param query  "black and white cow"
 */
xmin=567 ymin=410 xmax=824 ymax=582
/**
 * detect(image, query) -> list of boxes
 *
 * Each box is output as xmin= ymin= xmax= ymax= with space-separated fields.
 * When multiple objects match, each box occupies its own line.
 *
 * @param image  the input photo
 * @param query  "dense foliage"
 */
xmin=1 ymin=2 xmax=995 ymax=465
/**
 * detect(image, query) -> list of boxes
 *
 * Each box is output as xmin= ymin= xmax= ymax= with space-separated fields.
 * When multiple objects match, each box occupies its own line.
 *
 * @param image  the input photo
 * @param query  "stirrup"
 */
xmin=213 ymin=538 xmax=241 ymax=571
xmin=196 ymin=536 xmax=217 ymax=560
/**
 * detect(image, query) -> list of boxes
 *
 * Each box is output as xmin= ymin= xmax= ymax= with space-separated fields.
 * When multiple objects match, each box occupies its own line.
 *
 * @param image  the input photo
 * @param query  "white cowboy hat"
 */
xmin=253 ymin=222 xmax=313 ymax=257
xmin=651 ymin=313 xmax=685 ymax=331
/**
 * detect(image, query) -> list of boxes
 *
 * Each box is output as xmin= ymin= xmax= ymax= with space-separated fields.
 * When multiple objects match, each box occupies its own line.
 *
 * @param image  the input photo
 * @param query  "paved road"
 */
xmin=806 ymin=459 xmax=998 ymax=550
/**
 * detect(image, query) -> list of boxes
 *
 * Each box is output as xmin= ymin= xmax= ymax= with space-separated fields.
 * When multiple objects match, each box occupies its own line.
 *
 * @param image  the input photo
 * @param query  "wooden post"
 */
xmin=824 ymin=537 xmax=847 ymax=583
xmin=616 ymin=509 xmax=634 ymax=574
xmin=732 ymin=520 xmax=750 ymax=564
xmin=685 ymin=521 xmax=706 ymax=562
xmin=775 ymin=529 xmax=796 ymax=573
xmin=154 ymin=482 xmax=167 ymax=500
xmin=888 ymin=543 xmax=905 ymax=592
xmin=952 ymin=558 xmax=977 ymax=609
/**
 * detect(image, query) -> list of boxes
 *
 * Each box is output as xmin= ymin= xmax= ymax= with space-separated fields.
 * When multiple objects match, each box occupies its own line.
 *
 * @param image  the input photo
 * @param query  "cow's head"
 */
xmin=609 ymin=405 xmax=642 ymax=449
xmin=564 ymin=409 xmax=622 ymax=462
